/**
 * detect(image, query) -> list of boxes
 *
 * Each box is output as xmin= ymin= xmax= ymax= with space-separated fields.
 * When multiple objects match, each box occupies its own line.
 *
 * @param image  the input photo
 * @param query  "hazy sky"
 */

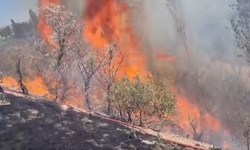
xmin=142 ymin=0 xmax=238 ymax=62
xmin=0 ymin=0 xmax=38 ymax=26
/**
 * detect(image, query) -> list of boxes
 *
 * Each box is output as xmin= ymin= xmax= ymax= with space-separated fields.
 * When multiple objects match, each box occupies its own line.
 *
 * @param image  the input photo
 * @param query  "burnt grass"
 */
xmin=0 ymin=94 xmax=195 ymax=150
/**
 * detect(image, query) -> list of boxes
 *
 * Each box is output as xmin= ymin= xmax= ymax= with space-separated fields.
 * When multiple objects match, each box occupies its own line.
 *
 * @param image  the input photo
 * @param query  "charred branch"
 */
xmin=188 ymin=117 xmax=204 ymax=141
xmin=15 ymin=55 xmax=29 ymax=95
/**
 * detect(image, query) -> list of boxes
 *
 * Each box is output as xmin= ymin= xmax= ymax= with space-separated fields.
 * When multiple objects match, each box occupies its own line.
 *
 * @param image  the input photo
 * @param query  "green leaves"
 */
xmin=109 ymin=76 xmax=177 ymax=126
xmin=148 ymin=78 xmax=176 ymax=117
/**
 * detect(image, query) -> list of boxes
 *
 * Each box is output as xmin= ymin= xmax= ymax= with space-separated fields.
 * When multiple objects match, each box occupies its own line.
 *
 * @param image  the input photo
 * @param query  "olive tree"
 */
xmin=109 ymin=76 xmax=177 ymax=127
xmin=109 ymin=76 xmax=131 ymax=120
xmin=36 ymin=5 xmax=81 ymax=102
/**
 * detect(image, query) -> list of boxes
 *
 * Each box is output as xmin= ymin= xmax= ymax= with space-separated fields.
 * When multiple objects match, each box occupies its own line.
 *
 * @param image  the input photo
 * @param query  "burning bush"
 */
xmin=109 ymin=76 xmax=176 ymax=127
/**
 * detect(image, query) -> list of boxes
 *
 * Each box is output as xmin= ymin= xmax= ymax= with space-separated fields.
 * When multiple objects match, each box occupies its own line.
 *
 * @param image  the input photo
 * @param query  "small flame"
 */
xmin=177 ymin=95 xmax=220 ymax=131
xmin=158 ymin=54 xmax=221 ymax=137
xmin=1 ymin=76 xmax=49 ymax=96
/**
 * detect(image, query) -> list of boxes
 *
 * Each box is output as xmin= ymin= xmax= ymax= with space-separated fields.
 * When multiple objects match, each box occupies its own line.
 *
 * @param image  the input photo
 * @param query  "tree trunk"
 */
xmin=57 ymin=45 xmax=64 ymax=67
xmin=60 ymin=74 xmax=68 ymax=101
xmin=247 ymin=136 xmax=250 ymax=150
xmin=84 ymin=82 xmax=91 ymax=110
xmin=17 ymin=58 xmax=29 ymax=95
xmin=139 ymin=111 xmax=143 ymax=127
xmin=107 ymin=97 xmax=111 ymax=114
xmin=119 ymin=108 xmax=123 ymax=120
xmin=127 ymin=110 xmax=132 ymax=123
xmin=107 ymin=84 xmax=112 ymax=114
xmin=20 ymin=83 xmax=29 ymax=95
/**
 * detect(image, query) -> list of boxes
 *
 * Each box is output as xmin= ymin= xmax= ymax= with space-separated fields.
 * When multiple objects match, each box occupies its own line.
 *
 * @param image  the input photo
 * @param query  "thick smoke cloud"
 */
xmin=140 ymin=0 xmax=240 ymax=63
xmin=61 ymin=0 xmax=85 ymax=16
xmin=137 ymin=0 xmax=248 ymax=146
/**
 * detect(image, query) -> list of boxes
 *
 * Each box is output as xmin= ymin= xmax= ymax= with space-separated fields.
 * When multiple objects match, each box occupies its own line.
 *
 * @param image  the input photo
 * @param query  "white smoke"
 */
xmin=139 ymin=0 xmax=241 ymax=63
xmin=137 ymin=0 xmax=245 ymax=147
xmin=8 ymin=0 xmax=245 ymax=147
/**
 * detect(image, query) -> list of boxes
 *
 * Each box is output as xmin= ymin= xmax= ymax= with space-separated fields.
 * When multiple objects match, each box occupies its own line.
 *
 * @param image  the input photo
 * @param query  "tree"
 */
xmin=231 ymin=0 xmax=250 ymax=62
xmin=39 ymin=5 xmax=80 ymax=69
xmin=110 ymin=76 xmax=177 ymax=127
xmin=166 ymin=0 xmax=189 ymax=56
xmin=15 ymin=53 xmax=29 ymax=95
xmin=109 ymin=76 xmax=131 ymax=120
xmin=97 ymin=42 xmax=127 ymax=114
xmin=29 ymin=9 xmax=39 ymax=28
xmin=77 ymin=49 xmax=111 ymax=110
xmin=218 ymin=60 xmax=250 ymax=148
xmin=8 ymin=47 xmax=29 ymax=95
xmin=148 ymin=78 xmax=176 ymax=119
xmin=131 ymin=76 xmax=152 ymax=126
xmin=36 ymin=5 xmax=81 ymax=102
xmin=0 ymin=26 xmax=12 ymax=39
xmin=188 ymin=116 xmax=204 ymax=141
xmin=39 ymin=5 xmax=116 ymax=108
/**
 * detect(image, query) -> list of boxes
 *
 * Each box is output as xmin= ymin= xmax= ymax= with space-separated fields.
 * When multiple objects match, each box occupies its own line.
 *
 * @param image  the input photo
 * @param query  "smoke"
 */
xmin=136 ymin=0 xmax=247 ymax=147
xmin=139 ymin=0 xmax=240 ymax=61
xmin=10 ymin=0 xmax=84 ymax=21
xmin=34 ymin=0 xmax=246 ymax=146
xmin=61 ymin=0 xmax=85 ymax=16
xmin=10 ymin=0 xmax=240 ymax=63
xmin=8 ymin=0 xmax=248 ymax=147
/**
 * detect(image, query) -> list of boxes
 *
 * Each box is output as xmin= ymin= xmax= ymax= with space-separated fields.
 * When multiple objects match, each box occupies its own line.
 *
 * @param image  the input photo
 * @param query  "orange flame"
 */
xmin=1 ymin=76 xmax=84 ymax=107
xmin=177 ymin=94 xmax=220 ymax=132
xmin=155 ymin=54 xmax=176 ymax=61
xmin=38 ymin=0 xmax=61 ymax=42
xmin=83 ymin=0 xmax=147 ymax=79
xmin=1 ymin=76 xmax=49 ymax=96
xmin=11 ymin=0 xmax=224 ymax=141
xmin=159 ymin=55 xmax=221 ymax=137
xmin=83 ymin=0 xmax=222 ymax=135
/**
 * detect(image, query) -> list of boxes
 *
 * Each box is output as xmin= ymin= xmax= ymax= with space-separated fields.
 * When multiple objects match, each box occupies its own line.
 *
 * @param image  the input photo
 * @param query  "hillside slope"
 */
xmin=0 ymin=91 xmax=218 ymax=150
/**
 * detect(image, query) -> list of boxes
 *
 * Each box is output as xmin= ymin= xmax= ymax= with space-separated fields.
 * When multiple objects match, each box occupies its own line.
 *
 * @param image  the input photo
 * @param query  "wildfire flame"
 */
xmin=1 ymin=0 xmax=230 ymax=146
xmin=36 ymin=0 xmax=222 ymax=135
xmin=83 ymin=0 xmax=147 ymax=79
xmin=1 ymin=76 xmax=49 ymax=96
xmin=177 ymin=94 xmax=220 ymax=132
xmin=83 ymin=0 xmax=223 ymax=138
xmin=159 ymin=55 xmax=221 ymax=136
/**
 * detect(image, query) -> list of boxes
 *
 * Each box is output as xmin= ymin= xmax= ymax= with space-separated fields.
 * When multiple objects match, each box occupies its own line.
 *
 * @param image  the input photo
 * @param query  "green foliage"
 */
xmin=109 ymin=76 xmax=177 ymax=126
xmin=148 ymin=79 xmax=176 ymax=118
xmin=109 ymin=77 xmax=131 ymax=119
xmin=0 ymin=26 xmax=12 ymax=38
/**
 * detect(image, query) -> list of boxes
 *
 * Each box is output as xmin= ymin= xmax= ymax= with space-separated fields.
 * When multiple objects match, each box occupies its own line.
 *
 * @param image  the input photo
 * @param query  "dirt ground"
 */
xmin=0 ymin=93 xmax=201 ymax=150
